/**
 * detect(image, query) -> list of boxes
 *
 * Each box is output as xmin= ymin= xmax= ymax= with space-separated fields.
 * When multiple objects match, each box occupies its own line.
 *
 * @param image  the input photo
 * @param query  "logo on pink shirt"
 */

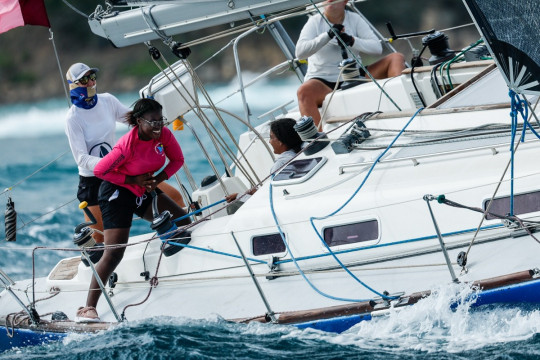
xmin=155 ymin=143 xmax=164 ymax=155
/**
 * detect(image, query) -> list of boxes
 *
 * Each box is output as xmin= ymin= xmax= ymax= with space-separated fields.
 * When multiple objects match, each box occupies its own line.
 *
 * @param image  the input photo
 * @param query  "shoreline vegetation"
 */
xmin=0 ymin=0 xmax=476 ymax=105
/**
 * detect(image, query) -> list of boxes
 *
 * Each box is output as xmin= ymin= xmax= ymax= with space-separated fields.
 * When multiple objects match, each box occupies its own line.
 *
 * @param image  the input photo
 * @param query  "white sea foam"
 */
xmin=283 ymin=283 xmax=540 ymax=353
xmin=0 ymin=105 xmax=68 ymax=139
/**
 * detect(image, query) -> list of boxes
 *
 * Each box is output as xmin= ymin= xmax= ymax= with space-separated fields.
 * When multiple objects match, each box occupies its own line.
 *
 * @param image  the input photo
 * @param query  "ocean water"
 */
xmin=1 ymin=79 xmax=540 ymax=358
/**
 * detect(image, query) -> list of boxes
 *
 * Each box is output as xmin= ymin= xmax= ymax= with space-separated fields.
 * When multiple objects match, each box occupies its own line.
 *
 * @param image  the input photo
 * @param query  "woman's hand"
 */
xmin=126 ymin=173 xmax=158 ymax=192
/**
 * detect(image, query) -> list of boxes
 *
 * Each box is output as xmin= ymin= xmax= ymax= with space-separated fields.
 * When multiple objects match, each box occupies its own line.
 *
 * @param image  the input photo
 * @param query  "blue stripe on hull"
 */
xmin=0 ymin=327 xmax=65 ymax=353
xmin=295 ymin=278 xmax=540 ymax=333
xmin=473 ymin=278 xmax=540 ymax=307
xmin=295 ymin=314 xmax=372 ymax=333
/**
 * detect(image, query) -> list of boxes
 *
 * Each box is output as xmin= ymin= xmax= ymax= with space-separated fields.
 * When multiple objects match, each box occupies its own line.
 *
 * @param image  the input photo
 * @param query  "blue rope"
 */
xmin=162 ymin=239 xmax=268 ymax=264
xmin=172 ymin=198 xmax=227 ymax=223
xmin=267 ymin=109 xmax=423 ymax=302
xmin=508 ymin=90 xmax=540 ymax=216
xmin=306 ymin=108 xmax=424 ymax=298
xmin=270 ymin=178 xmax=376 ymax=302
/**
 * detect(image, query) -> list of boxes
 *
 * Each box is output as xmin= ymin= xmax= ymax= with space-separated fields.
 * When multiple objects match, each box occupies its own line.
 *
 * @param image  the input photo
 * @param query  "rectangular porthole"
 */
xmin=323 ymin=220 xmax=379 ymax=247
xmin=483 ymin=190 xmax=540 ymax=220
xmin=252 ymin=233 xmax=286 ymax=256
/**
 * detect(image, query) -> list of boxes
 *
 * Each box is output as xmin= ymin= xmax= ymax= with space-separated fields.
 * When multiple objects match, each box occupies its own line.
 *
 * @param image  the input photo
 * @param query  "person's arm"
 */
xmin=296 ymin=16 xmax=332 ymax=60
xmin=65 ymin=115 xmax=101 ymax=171
xmin=155 ymin=128 xmax=184 ymax=183
xmin=349 ymin=14 xmax=382 ymax=55
xmin=93 ymin=145 xmax=129 ymax=184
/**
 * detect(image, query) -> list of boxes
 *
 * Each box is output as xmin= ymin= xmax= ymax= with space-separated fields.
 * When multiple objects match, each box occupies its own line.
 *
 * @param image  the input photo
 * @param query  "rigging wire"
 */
xmin=461 ymin=96 xmax=540 ymax=263
xmin=48 ymin=29 xmax=70 ymax=107
xmin=61 ymin=0 xmax=89 ymax=18
xmin=0 ymin=151 xmax=69 ymax=196
xmin=146 ymin=46 xmax=262 ymax=187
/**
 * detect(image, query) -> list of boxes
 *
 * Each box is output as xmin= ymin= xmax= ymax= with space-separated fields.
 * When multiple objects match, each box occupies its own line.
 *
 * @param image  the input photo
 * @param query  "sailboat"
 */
xmin=2 ymin=0 xmax=540 ymax=352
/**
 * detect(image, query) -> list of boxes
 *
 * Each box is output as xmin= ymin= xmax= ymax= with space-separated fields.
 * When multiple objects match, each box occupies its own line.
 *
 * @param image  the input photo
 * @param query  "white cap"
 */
xmin=66 ymin=63 xmax=99 ymax=82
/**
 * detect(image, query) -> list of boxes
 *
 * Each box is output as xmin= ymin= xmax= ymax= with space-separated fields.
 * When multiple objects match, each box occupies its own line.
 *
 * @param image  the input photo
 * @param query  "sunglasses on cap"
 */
xmin=76 ymin=73 xmax=97 ymax=85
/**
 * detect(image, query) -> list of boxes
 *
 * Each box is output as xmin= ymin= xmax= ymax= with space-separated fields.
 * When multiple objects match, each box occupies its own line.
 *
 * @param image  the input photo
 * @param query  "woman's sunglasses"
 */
xmin=76 ymin=73 xmax=97 ymax=85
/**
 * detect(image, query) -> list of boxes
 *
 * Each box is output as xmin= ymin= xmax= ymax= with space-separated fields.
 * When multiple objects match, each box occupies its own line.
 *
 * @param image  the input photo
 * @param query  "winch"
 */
xmin=150 ymin=190 xmax=186 ymax=257
xmin=73 ymin=202 xmax=104 ymax=266
xmin=294 ymin=116 xmax=330 ymax=155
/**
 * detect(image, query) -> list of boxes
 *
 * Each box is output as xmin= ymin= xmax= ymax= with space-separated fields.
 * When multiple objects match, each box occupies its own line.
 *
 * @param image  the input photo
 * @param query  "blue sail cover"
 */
xmin=463 ymin=0 xmax=540 ymax=95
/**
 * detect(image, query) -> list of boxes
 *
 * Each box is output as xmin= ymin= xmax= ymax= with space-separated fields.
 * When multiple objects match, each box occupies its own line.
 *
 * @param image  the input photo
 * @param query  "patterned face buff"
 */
xmin=66 ymin=71 xmax=98 ymax=109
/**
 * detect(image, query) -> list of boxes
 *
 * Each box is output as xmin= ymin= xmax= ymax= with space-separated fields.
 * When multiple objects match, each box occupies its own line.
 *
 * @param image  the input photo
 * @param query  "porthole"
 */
xmin=252 ymin=233 xmax=286 ymax=256
xmin=323 ymin=220 xmax=379 ymax=247
xmin=483 ymin=190 xmax=540 ymax=220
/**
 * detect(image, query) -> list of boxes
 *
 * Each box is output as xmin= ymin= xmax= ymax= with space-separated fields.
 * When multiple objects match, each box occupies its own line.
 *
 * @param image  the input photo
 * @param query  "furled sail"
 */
xmin=463 ymin=0 xmax=540 ymax=95
xmin=89 ymin=0 xmax=324 ymax=48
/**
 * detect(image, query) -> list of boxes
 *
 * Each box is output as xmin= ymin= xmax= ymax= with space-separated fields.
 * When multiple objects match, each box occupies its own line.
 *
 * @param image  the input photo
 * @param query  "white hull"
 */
xmin=3 ymin=92 xmax=540 ymax=323
xmin=3 ymin=0 xmax=540 ymax=349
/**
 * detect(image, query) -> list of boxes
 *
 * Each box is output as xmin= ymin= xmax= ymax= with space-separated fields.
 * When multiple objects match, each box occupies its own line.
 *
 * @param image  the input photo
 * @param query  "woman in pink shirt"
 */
xmin=75 ymin=98 xmax=190 ymax=322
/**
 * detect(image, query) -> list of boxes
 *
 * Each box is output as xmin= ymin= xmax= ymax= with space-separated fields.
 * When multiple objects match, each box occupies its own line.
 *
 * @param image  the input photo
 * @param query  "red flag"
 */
xmin=0 ymin=0 xmax=50 ymax=34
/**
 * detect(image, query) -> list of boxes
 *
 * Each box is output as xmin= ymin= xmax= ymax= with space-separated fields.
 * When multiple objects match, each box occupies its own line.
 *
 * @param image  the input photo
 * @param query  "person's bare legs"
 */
xmin=297 ymin=79 xmax=332 ymax=127
xmin=366 ymin=52 xmax=406 ymax=79
xmin=85 ymin=205 xmax=104 ymax=243
xmin=86 ymin=227 xmax=130 ymax=308
xmin=85 ymin=193 xmax=190 ymax=309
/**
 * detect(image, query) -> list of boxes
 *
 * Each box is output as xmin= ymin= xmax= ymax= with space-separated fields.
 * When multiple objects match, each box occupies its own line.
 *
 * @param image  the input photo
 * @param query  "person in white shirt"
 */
xmin=296 ymin=0 xmax=405 ymax=126
xmin=65 ymin=63 xmax=129 ymax=243
xmin=268 ymin=118 xmax=304 ymax=174
xmin=225 ymin=118 xmax=303 ymax=211
xmin=65 ymin=63 xmax=186 ymax=242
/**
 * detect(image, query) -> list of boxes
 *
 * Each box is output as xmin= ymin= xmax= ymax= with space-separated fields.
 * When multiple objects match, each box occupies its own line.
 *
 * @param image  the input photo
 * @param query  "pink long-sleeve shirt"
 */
xmin=94 ymin=126 xmax=184 ymax=197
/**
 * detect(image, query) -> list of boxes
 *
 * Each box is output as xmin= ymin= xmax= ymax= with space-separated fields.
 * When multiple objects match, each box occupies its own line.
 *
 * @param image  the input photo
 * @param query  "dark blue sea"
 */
xmin=1 ymin=81 xmax=540 ymax=359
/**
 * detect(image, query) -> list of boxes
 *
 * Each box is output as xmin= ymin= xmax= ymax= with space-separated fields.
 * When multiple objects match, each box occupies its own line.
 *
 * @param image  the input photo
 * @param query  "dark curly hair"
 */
xmin=125 ymin=98 xmax=163 ymax=126
xmin=270 ymin=118 xmax=303 ymax=153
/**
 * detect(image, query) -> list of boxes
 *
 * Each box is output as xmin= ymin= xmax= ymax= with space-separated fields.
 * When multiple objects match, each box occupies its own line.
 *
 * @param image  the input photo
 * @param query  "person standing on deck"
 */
xmin=296 ymin=0 xmax=406 ymax=126
xmin=75 ymin=98 xmax=191 ymax=322
xmin=65 ymin=63 xmax=186 ymax=243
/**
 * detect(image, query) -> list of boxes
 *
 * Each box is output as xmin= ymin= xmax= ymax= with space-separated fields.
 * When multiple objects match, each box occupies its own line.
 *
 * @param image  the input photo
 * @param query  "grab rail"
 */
xmin=339 ymin=138 xmax=537 ymax=174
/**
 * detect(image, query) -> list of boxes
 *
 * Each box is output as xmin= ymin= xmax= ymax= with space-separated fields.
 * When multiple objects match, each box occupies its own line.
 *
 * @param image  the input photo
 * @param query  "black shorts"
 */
xmin=313 ymin=67 xmax=367 ymax=89
xmin=313 ymin=77 xmax=342 ymax=90
xmin=77 ymin=176 xmax=103 ymax=206
xmin=98 ymin=181 xmax=163 ymax=230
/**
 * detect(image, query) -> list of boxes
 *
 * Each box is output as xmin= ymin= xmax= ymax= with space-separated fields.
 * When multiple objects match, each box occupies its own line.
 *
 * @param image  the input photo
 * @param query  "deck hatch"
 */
xmin=272 ymin=157 xmax=326 ymax=186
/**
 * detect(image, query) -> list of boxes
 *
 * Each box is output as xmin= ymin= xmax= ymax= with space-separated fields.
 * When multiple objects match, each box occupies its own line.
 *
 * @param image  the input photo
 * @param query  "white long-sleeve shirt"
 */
xmin=65 ymin=93 xmax=130 ymax=177
xmin=270 ymin=149 xmax=297 ymax=174
xmin=296 ymin=10 xmax=382 ymax=82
